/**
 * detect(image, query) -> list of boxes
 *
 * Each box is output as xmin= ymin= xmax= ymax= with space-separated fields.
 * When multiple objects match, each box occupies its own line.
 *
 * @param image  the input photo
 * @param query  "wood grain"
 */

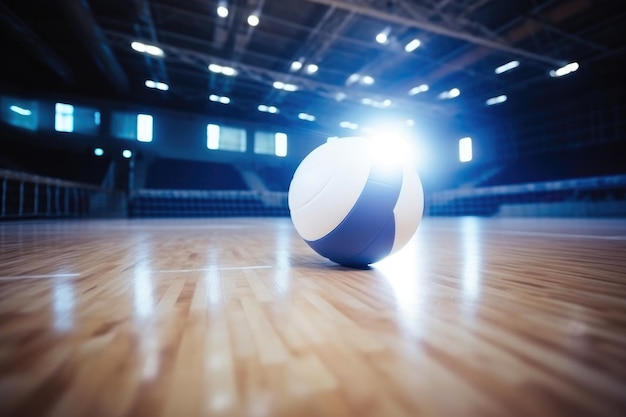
xmin=0 ymin=217 xmax=625 ymax=417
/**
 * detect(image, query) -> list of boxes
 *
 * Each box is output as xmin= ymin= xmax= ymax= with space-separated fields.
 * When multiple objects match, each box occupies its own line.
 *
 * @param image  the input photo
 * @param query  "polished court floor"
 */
xmin=0 ymin=217 xmax=625 ymax=417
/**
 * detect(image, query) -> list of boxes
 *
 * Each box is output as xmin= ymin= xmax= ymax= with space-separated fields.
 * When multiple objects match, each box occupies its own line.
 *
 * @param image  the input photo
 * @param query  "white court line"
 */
xmin=154 ymin=266 xmax=272 ymax=273
xmin=0 ymin=273 xmax=81 ymax=281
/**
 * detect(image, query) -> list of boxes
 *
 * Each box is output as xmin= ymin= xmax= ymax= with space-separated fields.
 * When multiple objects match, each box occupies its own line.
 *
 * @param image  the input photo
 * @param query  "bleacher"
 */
xmin=130 ymin=158 xmax=289 ymax=217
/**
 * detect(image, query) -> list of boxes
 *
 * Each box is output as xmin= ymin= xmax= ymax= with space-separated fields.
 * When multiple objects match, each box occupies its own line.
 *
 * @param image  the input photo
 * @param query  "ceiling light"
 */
xmin=439 ymin=88 xmax=460 ymax=99
xmin=217 ymin=5 xmax=228 ymax=18
xmin=306 ymin=64 xmax=318 ymax=74
xmin=486 ymin=95 xmax=507 ymax=106
xmin=290 ymin=60 xmax=303 ymax=71
xmin=361 ymin=98 xmax=373 ymax=105
xmin=550 ymin=62 xmax=579 ymax=77
xmin=220 ymin=66 xmax=237 ymax=76
xmin=145 ymin=79 xmax=169 ymax=91
xmin=9 ymin=105 xmax=31 ymax=116
xmin=361 ymin=75 xmax=375 ymax=85
xmin=208 ymin=63 xmax=238 ymax=76
xmin=247 ymin=14 xmax=259 ymax=26
xmin=406 ymin=119 xmax=414 ymax=126
xmin=131 ymin=41 xmax=164 ymax=57
xmin=209 ymin=94 xmax=230 ymax=104
xmin=335 ymin=92 xmax=347 ymax=101
xmin=408 ymin=84 xmax=429 ymax=95
xmin=404 ymin=38 xmax=421 ymax=52
xmin=340 ymin=121 xmax=358 ymax=130
xmin=347 ymin=74 xmax=360 ymax=85
xmin=258 ymin=104 xmax=278 ymax=113
xmin=122 ymin=149 xmax=133 ymax=159
xmin=376 ymin=27 xmax=390 ymax=44
xmin=495 ymin=60 xmax=520 ymax=74
xmin=382 ymin=99 xmax=392 ymax=107
xmin=273 ymin=81 xmax=298 ymax=91
xmin=94 ymin=148 xmax=104 ymax=156
xmin=298 ymin=113 xmax=315 ymax=122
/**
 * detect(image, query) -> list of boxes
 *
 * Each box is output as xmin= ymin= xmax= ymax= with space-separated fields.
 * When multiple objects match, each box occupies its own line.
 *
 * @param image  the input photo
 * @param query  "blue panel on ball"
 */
xmin=306 ymin=163 xmax=403 ymax=267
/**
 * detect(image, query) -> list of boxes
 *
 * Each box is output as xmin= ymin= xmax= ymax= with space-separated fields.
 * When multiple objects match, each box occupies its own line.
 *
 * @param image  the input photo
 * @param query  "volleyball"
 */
xmin=288 ymin=136 xmax=424 ymax=267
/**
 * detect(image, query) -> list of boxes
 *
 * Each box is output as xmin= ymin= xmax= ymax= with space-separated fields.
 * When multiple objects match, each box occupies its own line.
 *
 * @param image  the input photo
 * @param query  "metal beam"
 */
xmin=0 ymin=2 xmax=74 ymax=84
xmin=133 ymin=0 xmax=168 ymax=84
xmin=306 ymin=0 xmax=563 ymax=65
xmin=59 ymin=0 xmax=129 ymax=92
xmin=105 ymin=29 xmax=449 ymax=117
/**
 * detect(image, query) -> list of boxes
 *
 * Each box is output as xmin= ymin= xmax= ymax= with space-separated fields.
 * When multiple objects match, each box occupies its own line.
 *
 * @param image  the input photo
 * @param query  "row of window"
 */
xmin=1 ymin=98 xmax=288 ymax=157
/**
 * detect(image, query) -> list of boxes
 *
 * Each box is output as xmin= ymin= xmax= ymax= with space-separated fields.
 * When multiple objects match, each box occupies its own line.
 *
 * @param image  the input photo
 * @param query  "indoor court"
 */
xmin=1 ymin=217 xmax=625 ymax=417
xmin=1 ymin=0 xmax=626 ymax=416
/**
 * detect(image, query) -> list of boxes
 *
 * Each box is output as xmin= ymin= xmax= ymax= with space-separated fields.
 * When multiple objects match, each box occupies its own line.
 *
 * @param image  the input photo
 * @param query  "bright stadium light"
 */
xmin=361 ymin=75 xmax=375 ymax=85
xmin=339 ymin=121 xmax=358 ymax=130
xmin=247 ymin=14 xmax=259 ymax=26
xmin=495 ymin=60 xmax=520 ymax=74
xmin=486 ymin=95 xmax=507 ymax=106
xmin=131 ymin=41 xmax=164 ymax=57
xmin=217 ymin=1 xmax=229 ymax=18
xmin=306 ymin=64 xmax=318 ymax=74
xmin=290 ymin=60 xmax=303 ymax=71
xmin=209 ymin=94 xmax=230 ymax=104
xmin=438 ymin=88 xmax=460 ymax=99
xmin=409 ymin=84 xmax=429 ymax=95
xmin=550 ymin=62 xmax=579 ymax=77
xmin=298 ymin=112 xmax=315 ymax=122
xmin=366 ymin=125 xmax=414 ymax=166
xmin=208 ymin=64 xmax=238 ymax=76
xmin=404 ymin=38 xmax=421 ymax=52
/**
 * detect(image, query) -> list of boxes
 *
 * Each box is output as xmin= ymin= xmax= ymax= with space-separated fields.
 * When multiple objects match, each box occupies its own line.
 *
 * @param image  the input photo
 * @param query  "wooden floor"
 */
xmin=0 ymin=217 xmax=625 ymax=417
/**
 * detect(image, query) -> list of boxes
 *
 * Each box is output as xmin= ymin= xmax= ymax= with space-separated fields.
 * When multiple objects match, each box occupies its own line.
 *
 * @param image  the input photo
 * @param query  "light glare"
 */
xmin=404 ymin=38 xmax=421 ymax=52
xmin=550 ymin=62 xmax=579 ymax=77
xmin=131 ymin=41 xmax=164 ymax=57
xmin=409 ymin=84 xmax=429 ymax=95
xmin=217 ymin=6 xmax=229 ymax=18
xmin=306 ymin=64 xmax=318 ymax=74
xmin=247 ymin=14 xmax=259 ymax=26
xmin=486 ymin=95 xmax=507 ymax=106
xmin=495 ymin=60 xmax=520 ymax=74
xmin=290 ymin=61 xmax=303 ymax=71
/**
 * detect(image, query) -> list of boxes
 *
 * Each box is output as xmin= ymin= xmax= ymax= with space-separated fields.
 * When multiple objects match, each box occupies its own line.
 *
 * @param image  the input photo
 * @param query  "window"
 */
xmin=0 ymin=97 xmax=38 ymax=131
xmin=254 ymin=131 xmax=288 ymax=157
xmin=55 ymin=103 xmax=100 ymax=135
xmin=459 ymin=137 xmax=472 ymax=162
xmin=275 ymin=132 xmax=287 ymax=157
xmin=112 ymin=112 xmax=154 ymax=142
xmin=137 ymin=114 xmax=153 ymax=142
xmin=55 ymin=103 xmax=74 ymax=132
xmin=206 ymin=124 xmax=246 ymax=152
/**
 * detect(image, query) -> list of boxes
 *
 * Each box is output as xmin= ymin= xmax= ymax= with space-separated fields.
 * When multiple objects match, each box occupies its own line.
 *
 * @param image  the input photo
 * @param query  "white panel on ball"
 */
xmin=390 ymin=166 xmax=424 ymax=254
xmin=288 ymin=138 xmax=371 ymax=241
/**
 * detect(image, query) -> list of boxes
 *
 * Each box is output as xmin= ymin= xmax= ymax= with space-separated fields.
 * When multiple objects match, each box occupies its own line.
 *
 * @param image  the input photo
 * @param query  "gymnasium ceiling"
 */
xmin=1 ymin=0 xmax=625 ymax=134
